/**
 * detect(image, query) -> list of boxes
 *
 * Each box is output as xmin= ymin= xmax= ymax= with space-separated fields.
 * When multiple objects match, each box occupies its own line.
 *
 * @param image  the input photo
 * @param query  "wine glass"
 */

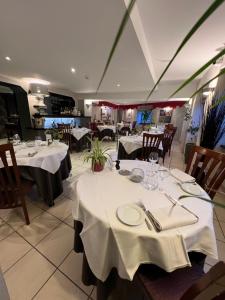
xmin=158 ymin=168 xmax=169 ymax=191
xmin=149 ymin=152 xmax=159 ymax=163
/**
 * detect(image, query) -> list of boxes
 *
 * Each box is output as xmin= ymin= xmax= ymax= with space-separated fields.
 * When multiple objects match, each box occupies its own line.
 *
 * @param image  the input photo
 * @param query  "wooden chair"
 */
xmin=185 ymin=145 xmax=225 ymax=199
xmin=0 ymin=144 xmax=31 ymax=225
xmin=120 ymin=126 xmax=131 ymax=136
xmin=141 ymin=133 xmax=164 ymax=161
xmin=161 ymin=129 xmax=173 ymax=163
xmin=134 ymin=261 xmax=225 ymax=300
xmin=58 ymin=124 xmax=72 ymax=151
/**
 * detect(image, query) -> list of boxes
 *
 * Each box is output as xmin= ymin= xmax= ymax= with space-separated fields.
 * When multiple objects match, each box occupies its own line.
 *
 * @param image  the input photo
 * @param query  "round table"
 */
xmin=12 ymin=142 xmax=71 ymax=205
xmin=72 ymin=160 xmax=217 ymax=282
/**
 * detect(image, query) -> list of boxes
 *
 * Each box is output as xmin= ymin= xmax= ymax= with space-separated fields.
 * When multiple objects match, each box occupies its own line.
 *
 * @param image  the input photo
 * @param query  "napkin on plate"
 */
xmin=147 ymin=205 xmax=198 ymax=231
xmin=170 ymin=168 xmax=195 ymax=183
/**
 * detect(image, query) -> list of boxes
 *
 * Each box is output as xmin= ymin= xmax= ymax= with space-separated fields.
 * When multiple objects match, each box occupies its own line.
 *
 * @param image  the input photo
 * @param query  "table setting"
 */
xmin=1 ymin=139 xmax=72 ymax=206
xmin=118 ymin=134 xmax=163 ymax=160
xmin=72 ymin=159 xmax=217 ymax=282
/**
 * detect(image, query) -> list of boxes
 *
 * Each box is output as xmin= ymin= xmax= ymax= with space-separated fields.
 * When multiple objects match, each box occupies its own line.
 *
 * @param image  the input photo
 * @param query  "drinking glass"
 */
xmin=12 ymin=134 xmax=21 ymax=145
xmin=148 ymin=173 xmax=158 ymax=190
xmin=149 ymin=152 xmax=159 ymax=163
xmin=35 ymin=136 xmax=42 ymax=146
xmin=158 ymin=168 xmax=169 ymax=191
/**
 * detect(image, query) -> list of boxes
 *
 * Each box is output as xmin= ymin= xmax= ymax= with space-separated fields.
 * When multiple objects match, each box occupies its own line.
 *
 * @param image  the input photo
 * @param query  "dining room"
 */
xmin=0 ymin=0 xmax=225 ymax=300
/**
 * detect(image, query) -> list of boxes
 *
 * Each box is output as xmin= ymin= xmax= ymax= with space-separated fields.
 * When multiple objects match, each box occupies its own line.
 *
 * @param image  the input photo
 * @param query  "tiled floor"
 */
xmin=0 ymin=140 xmax=224 ymax=299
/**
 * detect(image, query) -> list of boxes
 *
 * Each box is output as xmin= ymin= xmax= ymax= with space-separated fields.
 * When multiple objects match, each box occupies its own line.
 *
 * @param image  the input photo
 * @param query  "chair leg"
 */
xmin=21 ymin=200 xmax=30 ymax=225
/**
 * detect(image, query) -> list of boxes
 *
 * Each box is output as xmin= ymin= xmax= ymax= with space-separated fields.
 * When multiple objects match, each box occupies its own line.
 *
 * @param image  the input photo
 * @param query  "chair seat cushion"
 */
xmin=136 ymin=263 xmax=204 ymax=300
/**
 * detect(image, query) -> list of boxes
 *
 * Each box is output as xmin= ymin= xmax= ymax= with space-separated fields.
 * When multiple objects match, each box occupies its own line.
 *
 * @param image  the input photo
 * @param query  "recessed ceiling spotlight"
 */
xmin=71 ymin=68 xmax=76 ymax=73
xmin=5 ymin=56 xmax=11 ymax=61
xmin=116 ymin=83 xmax=120 ymax=87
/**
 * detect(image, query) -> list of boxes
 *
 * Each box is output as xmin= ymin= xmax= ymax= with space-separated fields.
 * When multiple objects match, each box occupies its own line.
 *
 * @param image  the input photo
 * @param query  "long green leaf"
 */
xmin=190 ymin=67 xmax=225 ymax=99
xmin=146 ymin=0 xmax=225 ymax=101
xmin=179 ymin=195 xmax=225 ymax=209
xmin=96 ymin=0 xmax=136 ymax=93
xmin=170 ymin=47 xmax=225 ymax=98
xmin=211 ymin=94 xmax=225 ymax=108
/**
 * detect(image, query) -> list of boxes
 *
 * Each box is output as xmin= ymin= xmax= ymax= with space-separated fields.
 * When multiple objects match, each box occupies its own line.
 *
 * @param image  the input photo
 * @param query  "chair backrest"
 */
xmin=57 ymin=124 xmax=71 ymax=146
xmin=162 ymin=129 xmax=173 ymax=151
xmin=181 ymin=261 xmax=225 ymax=300
xmin=165 ymin=123 xmax=174 ymax=130
xmin=0 ymin=144 xmax=22 ymax=208
xmin=142 ymin=133 xmax=163 ymax=161
xmin=185 ymin=146 xmax=225 ymax=198
xmin=120 ymin=126 xmax=131 ymax=135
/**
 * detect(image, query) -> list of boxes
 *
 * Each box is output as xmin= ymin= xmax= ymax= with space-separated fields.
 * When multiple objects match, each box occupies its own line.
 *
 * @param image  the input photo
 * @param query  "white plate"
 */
xmin=116 ymin=204 xmax=144 ymax=226
xmin=180 ymin=182 xmax=204 ymax=196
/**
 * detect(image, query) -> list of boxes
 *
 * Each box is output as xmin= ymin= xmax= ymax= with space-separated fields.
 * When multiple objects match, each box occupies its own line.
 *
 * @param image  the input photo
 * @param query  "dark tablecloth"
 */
xmin=98 ymin=129 xmax=115 ymax=141
xmin=117 ymin=142 xmax=142 ymax=160
xmin=20 ymin=152 xmax=71 ymax=206
xmin=71 ymin=133 xmax=91 ymax=152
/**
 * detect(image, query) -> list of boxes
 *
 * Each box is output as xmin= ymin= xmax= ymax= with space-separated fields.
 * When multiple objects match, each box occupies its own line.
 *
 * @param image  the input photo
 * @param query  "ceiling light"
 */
xmin=202 ymin=87 xmax=213 ymax=96
xmin=5 ymin=56 xmax=11 ymax=61
xmin=22 ymin=78 xmax=50 ymax=85
xmin=71 ymin=68 xmax=76 ymax=73
xmin=116 ymin=83 xmax=120 ymax=87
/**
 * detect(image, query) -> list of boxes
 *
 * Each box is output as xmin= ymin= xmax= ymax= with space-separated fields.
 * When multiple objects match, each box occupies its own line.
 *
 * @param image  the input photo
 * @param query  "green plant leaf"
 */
xmin=146 ymin=0 xmax=225 ymax=101
xmin=96 ymin=0 xmax=136 ymax=92
xmin=211 ymin=94 xmax=225 ymax=108
xmin=189 ymin=67 xmax=225 ymax=99
xmin=170 ymin=47 xmax=225 ymax=98
xmin=179 ymin=195 xmax=225 ymax=209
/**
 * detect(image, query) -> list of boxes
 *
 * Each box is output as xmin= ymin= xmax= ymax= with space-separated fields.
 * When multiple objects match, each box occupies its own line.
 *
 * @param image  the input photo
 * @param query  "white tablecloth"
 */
xmin=2 ymin=142 xmax=68 ymax=174
xmin=97 ymin=125 xmax=116 ymax=133
xmin=71 ymin=128 xmax=91 ymax=140
xmin=119 ymin=135 xmax=163 ymax=155
xmin=71 ymin=160 xmax=217 ymax=281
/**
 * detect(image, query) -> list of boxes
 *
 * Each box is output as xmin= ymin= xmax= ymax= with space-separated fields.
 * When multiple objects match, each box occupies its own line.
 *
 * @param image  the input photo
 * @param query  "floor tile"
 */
xmin=0 ymin=219 xmax=14 ymax=241
xmin=4 ymin=249 xmax=55 ymax=300
xmin=36 ymin=223 xmax=74 ymax=266
xmin=214 ymin=220 xmax=225 ymax=242
xmin=59 ymin=251 xmax=93 ymax=294
xmin=0 ymin=202 xmax=44 ymax=230
xmin=219 ymin=221 xmax=225 ymax=239
xmin=17 ymin=212 xmax=61 ymax=246
xmin=34 ymin=270 xmax=88 ymax=300
xmin=90 ymin=287 xmax=97 ymax=300
xmin=0 ymin=232 xmax=32 ymax=272
xmin=215 ymin=206 xmax=225 ymax=223
xmin=46 ymin=197 xmax=72 ymax=220
xmin=63 ymin=214 xmax=74 ymax=228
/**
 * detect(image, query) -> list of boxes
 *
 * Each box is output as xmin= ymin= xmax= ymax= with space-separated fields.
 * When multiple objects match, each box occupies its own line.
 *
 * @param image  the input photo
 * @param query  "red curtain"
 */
xmin=96 ymin=100 xmax=186 ymax=110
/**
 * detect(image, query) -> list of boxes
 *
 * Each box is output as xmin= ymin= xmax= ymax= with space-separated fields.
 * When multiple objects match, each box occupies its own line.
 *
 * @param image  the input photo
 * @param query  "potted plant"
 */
xmin=45 ymin=128 xmax=63 ymax=143
xmin=84 ymin=138 xmax=110 ymax=172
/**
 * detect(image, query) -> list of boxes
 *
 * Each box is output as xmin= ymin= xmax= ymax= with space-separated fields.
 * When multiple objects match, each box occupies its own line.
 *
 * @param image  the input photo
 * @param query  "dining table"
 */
xmin=3 ymin=141 xmax=71 ymax=206
xmin=71 ymin=160 xmax=217 ymax=290
xmin=118 ymin=132 xmax=164 ymax=160
xmin=97 ymin=125 xmax=116 ymax=141
xmin=70 ymin=127 xmax=91 ymax=151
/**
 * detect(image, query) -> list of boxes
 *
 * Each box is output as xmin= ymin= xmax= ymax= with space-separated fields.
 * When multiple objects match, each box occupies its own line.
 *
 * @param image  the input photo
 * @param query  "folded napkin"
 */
xmin=170 ymin=168 xmax=195 ymax=183
xmin=147 ymin=205 xmax=198 ymax=231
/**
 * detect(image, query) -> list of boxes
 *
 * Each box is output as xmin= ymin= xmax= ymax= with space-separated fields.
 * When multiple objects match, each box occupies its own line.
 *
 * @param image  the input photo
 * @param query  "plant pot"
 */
xmin=92 ymin=162 xmax=104 ymax=172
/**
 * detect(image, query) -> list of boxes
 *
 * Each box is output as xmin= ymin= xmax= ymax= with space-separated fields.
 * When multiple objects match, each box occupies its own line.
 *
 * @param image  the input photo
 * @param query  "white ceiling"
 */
xmin=0 ymin=0 xmax=225 ymax=103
